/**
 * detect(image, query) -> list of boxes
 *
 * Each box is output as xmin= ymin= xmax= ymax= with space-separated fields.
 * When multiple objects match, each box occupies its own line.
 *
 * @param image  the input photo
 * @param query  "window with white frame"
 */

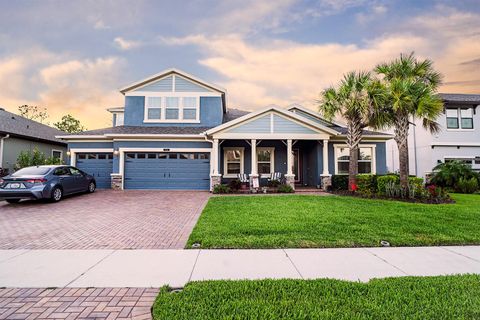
xmin=446 ymin=107 xmax=474 ymax=129
xmin=335 ymin=146 xmax=375 ymax=174
xmin=52 ymin=150 xmax=63 ymax=160
xmin=165 ymin=97 xmax=180 ymax=120
xmin=257 ymin=147 xmax=274 ymax=177
xmin=224 ymin=148 xmax=244 ymax=177
xmin=146 ymin=97 xmax=162 ymax=120
xmin=115 ymin=113 xmax=124 ymax=126
xmin=144 ymin=95 xmax=200 ymax=122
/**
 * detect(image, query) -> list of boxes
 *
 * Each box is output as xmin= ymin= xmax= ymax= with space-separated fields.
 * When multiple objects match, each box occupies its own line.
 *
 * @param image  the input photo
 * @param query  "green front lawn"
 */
xmin=153 ymin=275 xmax=480 ymax=319
xmin=187 ymin=194 xmax=480 ymax=248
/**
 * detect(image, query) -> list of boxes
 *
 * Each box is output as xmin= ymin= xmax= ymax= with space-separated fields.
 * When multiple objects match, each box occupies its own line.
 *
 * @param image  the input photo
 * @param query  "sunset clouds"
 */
xmin=0 ymin=1 xmax=478 ymax=128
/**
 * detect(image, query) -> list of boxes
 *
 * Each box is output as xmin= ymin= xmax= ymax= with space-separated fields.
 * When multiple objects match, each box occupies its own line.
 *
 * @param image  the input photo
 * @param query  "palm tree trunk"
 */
xmin=394 ymin=115 xmax=410 ymax=189
xmin=347 ymin=119 xmax=362 ymax=191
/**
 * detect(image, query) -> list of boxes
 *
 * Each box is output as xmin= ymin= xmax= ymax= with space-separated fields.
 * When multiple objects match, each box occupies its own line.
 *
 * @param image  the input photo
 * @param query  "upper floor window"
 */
xmin=335 ymin=146 xmax=375 ymax=174
xmin=446 ymin=107 xmax=473 ymax=129
xmin=115 ymin=113 xmax=124 ymax=126
xmin=144 ymin=95 xmax=199 ymax=123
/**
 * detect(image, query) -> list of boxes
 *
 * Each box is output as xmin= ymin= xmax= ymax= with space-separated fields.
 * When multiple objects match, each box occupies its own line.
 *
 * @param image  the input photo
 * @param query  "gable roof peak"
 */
xmin=119 ymin=67 xmax=226 ymax=94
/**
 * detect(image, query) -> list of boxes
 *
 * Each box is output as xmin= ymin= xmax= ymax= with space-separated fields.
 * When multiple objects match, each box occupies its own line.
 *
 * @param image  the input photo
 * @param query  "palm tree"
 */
xmin=375 ymin=53 xmax=443 ymax=189
xmin=318 ymin=71 xmax=384 ymax=191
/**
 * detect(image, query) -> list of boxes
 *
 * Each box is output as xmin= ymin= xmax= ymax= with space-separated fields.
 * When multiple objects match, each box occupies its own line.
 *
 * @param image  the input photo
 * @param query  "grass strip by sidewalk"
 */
xmin=153 ymin=275 xmax=480 ymax=320
xmin=187 ymin=193 xmax=480 ymax=248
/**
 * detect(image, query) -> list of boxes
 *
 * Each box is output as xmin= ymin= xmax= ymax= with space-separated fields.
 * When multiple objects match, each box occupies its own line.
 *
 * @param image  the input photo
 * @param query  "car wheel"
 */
xmin=51 ymin=187 xmax=63 ymax=202
xmin=87 ymin=182 xmax=96 ymax=193
xmin=6 ymin=199 xmax=20 ymax=204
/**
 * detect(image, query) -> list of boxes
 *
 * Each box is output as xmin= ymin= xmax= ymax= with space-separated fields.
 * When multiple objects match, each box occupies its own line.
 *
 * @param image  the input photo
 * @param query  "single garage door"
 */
xmin=124 ymin=152 xmax=210 ymax=190
xmin=76 ymin=153 xmax=113 ymax=189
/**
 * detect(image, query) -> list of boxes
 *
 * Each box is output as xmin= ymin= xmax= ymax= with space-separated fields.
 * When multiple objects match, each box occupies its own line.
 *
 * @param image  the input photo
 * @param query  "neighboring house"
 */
xmin=386 ymin=93 xmax=480 ymax=178
xmin=0 ymin=108 xmax=68 ymax=175
xmin=57 ymin=68 xmax=391 ymax=191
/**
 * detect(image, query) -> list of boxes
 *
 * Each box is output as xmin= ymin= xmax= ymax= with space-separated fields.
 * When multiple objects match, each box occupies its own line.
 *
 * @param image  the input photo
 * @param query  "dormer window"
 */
xmin=144 ymin=95 xmax=200 ymax=123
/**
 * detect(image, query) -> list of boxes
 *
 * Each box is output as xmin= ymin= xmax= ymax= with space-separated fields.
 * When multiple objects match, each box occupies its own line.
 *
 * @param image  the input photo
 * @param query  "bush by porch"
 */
xmin=186 ymin=193 xmax=480 ymax=249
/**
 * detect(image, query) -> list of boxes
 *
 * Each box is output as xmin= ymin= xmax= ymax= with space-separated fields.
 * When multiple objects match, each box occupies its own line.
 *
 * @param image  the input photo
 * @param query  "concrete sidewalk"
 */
xmin=1 ymin=246 xmax=479 ymax=288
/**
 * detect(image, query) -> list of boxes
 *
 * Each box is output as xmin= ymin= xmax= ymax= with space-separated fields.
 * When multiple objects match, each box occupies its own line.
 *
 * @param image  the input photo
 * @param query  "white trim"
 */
xmin=112 ymin=138 xmax=206 ymax=142
xmin=431 ymin=142 xmax=480 ymax=147
xmin=223 ymin=147 xmax=245 ymax=178
xmin=56 ymin=135 xmax=108 ymax=139
xmin=206 ymin=106 xmax=340 ymax=136
xmin=51 ymin=149 xmax=63 ymax=159
xmin=65 ymin=139 xmax=113 ymax=143
xmin=270 ymin=113 xmax=274 ymax=133
xmin=257 ymin=147 xmax=275 ymax=178
xmin=333 ymin=144 xmax=377 ymax=175
xmin=119 ymin=68 xmax=226 ymax=94
xmin=68 ymin=148 xmax=114 ymax=167
xmin=142 ymin=94 xmax=202 ymax=123
xmin=287 ymin=104 xmax=346 ymax=127
xmin=118 ymin=147 xmax=212 ymax=189
xmin=213 ymin=133 xmax=331 ymax=140
xmin=106 ymin=134 xmax=205 ymax=139
xmin=107 ymin=107 xmax=125 ymax=113
xmin=127 ymin=91 xmax=221 ymax=97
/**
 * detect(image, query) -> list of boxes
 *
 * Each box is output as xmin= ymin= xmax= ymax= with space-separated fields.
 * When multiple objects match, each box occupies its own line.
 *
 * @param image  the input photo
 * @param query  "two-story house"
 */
xmin=387 ymin=93 xmax=480 ymax=178
xmin=58 ymin=69 xmax=391 ymax=191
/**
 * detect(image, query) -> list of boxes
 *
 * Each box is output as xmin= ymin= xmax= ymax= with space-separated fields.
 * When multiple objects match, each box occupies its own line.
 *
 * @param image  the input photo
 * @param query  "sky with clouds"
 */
xmin=0 ymin=0 xmax=479 ymax=129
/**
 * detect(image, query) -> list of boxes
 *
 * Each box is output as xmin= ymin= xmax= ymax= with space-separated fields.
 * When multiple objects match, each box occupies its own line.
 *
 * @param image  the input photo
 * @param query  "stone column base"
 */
xmin=284 ymin=174 xmax=295 ymax=190
xmin=110 ymin=174 xmax=123 ymax=190
xmin=210 ymin=174 xmax=222 ymax=192
xmin=320 ymin=174 xmax=332 ymax=191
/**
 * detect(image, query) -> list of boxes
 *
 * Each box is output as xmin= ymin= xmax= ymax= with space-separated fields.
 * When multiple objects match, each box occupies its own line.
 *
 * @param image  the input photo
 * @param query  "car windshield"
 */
xmin=12 ymin=167 xmax=51 ymax=176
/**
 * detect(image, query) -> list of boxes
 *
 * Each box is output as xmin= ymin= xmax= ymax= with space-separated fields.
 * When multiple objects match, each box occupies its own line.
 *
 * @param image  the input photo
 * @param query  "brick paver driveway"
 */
xmin=0 ymin=287 xmax=159 ymax=320
xmin=0 ymin=190 xmax=210 ymax=250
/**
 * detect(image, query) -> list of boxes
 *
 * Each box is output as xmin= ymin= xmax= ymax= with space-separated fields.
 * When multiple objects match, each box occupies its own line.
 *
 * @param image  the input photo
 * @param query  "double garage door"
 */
xmin=124 ymin=152 xmax=210 ymax=190
xmin=76 ymin=153 xmax=113 ymax=189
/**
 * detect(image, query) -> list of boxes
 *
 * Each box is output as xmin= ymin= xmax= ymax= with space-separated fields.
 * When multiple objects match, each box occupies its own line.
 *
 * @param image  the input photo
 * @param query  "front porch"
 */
xmin=210 ymin=138 xmax=332 ymax=191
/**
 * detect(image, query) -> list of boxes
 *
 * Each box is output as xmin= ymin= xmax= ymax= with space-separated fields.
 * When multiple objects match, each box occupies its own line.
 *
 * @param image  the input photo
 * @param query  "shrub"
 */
xmin=278 ymin=184 xmax=294 ymax=193
xmin=377 ymin=175 xmax=399 ymax=195
xmin=267 ymin=179 xmax=281 ymax=188
xmin=331 ymin=175 xmax=348 ymax=191
xmin=213 ymin=184 xmax=231 ymax=194
xmin=431 ymin=160 xmax=479 ymax=189
xmin=356 ymin=174 xmax=376 ymax=196
xmin=228 ymin=179 xmax=242 ymax=191
xmin=456 ymin=177 xmax=479 ymax=194
xmin=15 ymin=148 xmax=47 ymax=169
xmin=408 ymin=176 xmax=424 ymax=195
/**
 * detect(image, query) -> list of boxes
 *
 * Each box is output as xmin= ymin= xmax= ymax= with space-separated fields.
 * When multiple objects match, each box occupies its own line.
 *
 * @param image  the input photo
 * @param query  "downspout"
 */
xmin=0 ymin=134 xmax=10 ymax=169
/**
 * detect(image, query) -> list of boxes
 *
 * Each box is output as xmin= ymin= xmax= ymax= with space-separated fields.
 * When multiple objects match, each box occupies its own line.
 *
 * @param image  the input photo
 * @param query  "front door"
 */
xmin=293 ymin=149 xmax=302 ymax=184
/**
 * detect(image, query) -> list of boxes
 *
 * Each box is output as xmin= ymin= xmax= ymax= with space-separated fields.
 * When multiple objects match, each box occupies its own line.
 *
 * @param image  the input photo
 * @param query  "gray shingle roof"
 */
xmin=223 ymin=108 xmax=250 ymax=123
xmin=72 ymin=126 xmax=211 ymax=136
xmin=438 ymin=93 xmax=480 ymax=104
xmin=0 ymin=109 xmax=66 ymax=145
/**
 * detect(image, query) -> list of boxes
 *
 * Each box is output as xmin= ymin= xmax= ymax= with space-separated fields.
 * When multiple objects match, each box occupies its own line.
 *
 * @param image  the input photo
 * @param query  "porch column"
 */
xmin=285 ymin=139 xmax=295 ymax=190
xmin=250 ymin=139 xmax=259 ymax=191
xmin=210 ymin=138 xmax=222 ymax=192
xmin=320 ymin=139 xmax=332 ymax=191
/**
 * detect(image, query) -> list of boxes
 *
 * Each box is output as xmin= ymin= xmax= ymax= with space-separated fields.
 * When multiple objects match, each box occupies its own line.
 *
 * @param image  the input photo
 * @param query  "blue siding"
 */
xmin=113 ymin=141 xmax=211 ymax=149
xmin=273 ymin=115 xmax=317 ymax=134
xmin=227 ymin=115 xmax=271 ymax=133
xmin=112 ymin=113 xmax=117 ymax=127
xmin=68 ymin=142 xmax=114 ymax=149
xmin=175 ymin=76 xmax=211 ymax=92
xmin=123 ymin=96 xmax=223 ymax=127
xmin=134 ymin=75 xmax=173 ymax=92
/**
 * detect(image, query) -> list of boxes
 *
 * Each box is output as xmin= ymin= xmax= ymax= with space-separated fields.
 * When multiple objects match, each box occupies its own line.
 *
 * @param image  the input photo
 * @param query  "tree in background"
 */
xmin=53 ymin=114 xmax=86 ymax=133
xmin=318 ymin=71 xmax=386 ymax=191
xmin=18 ymin=105 xmax=49 ymax=123
xmin=374 ymin=53 xmax=443 ymax=189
